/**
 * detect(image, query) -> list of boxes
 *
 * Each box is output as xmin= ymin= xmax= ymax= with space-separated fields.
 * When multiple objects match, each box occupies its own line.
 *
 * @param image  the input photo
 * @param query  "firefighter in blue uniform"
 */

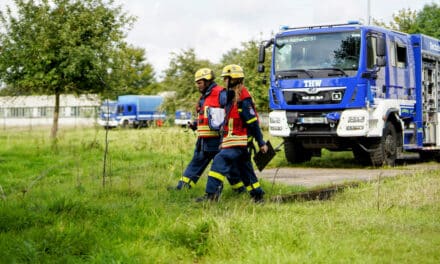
xmin=172 ymin=68 xmax=245 ymax=192
xmin=197 ymin=64 xmax=268 ymax=202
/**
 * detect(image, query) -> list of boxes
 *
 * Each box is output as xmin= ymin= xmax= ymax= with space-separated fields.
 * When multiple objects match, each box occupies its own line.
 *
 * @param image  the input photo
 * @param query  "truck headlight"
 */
xmin=270 ymin=116 xmax=281 ymax=124
xmin=348 ymin=116 xmax=365 ymax=123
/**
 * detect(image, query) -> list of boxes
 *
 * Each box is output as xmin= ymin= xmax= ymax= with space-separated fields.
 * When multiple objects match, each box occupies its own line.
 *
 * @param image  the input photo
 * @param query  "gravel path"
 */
xmin=256 ymin=163 xmax=440 ymax=187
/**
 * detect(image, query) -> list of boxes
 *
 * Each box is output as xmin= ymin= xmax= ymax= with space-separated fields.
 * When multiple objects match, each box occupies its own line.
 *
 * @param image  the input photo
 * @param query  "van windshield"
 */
xmin=274 ymin=30 xmax=361 ymax=78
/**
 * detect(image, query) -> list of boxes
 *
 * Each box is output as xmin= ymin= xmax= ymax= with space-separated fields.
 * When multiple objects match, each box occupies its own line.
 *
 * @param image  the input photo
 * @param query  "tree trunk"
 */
xmin=51 ymin=93 xmax=60 ymax=139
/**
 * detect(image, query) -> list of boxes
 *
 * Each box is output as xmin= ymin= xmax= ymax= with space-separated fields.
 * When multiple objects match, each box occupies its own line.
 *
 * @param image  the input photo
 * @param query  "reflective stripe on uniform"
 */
xmin=181 ymin=176 xmax=195 ymax=187
xmin=246 ymin=117 xmax=257 ymax=124
xmin=208 ymin=170 xmax=226 ymax=182
xmin=231 ymin=181 xmax=244 ymax=189
xmin=246 ymin=182 xmax=261 ymax=191
xmin=197 ymin=124 xmax=220 ymax=137
xmin=221 ymin=135 xmax=248 ymax=148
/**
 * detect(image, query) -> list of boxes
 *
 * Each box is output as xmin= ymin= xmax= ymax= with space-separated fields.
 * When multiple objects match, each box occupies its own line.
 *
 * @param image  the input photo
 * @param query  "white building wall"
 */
xmin=0 ymin=94 xmax=100 ymax=127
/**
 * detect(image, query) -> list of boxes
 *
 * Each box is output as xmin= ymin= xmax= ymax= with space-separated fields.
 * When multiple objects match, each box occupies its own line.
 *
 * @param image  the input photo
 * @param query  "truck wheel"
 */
xmin=122 ymin=120 xmax=129 ymax=128
xmin=370 ymin=121 xmax=397 ymax=166
xmin=352 ymin=144 xmax=371 ymax=166
xmin=283 ymin=138 xmax=312 ymax=163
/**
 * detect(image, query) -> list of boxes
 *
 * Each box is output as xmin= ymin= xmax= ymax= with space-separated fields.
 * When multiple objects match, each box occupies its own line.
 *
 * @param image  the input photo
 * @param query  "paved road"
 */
xmin=256 ymin=163 xmax=440 ymax=187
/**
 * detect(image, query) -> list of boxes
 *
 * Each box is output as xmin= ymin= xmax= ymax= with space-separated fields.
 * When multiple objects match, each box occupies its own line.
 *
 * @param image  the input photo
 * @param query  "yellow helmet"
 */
xmin=221 ymin=64 xmax=244 ymax=79
xmin=194 ymin=68 xmax=215 ymax=82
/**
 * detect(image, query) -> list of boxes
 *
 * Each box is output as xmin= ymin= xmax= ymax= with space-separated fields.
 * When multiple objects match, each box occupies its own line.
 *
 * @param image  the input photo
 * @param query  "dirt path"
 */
xmin=257 ymin=163 xmax=440 ymax=187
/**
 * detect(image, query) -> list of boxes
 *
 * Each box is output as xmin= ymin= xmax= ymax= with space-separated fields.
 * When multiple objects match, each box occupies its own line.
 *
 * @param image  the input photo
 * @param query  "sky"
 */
xmin=1 ymin=0 xmax=439 ymax=79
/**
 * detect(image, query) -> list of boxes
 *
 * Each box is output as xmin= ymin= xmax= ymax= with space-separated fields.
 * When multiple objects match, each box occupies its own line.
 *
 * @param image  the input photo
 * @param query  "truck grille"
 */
xmin=283 ymin=88 xmax=345 ymax=105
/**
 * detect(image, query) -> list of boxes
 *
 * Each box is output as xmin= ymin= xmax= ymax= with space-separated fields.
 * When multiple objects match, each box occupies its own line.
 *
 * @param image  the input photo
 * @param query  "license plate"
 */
xmin=299 ymin=117 xmax=326 ymax=124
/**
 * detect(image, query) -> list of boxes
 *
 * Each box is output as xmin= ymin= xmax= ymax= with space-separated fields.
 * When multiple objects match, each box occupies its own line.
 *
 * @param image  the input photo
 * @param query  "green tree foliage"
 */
xmin=373 ymin=8 xmax=418 ymax=32
xmin=412 ymin=3 xmax=440 ymax=38
xmin=160 ymin=48 xmax=213 ymax=115
xmin=104 ymin=45 xmax=156 ymax=99
xmin=373 ymin=3 xmax=440 ymax=37
xmin=220 ymin=40 xmax=271 ymax=112
xmin=0 ymin=0 xmax=135 ymax=138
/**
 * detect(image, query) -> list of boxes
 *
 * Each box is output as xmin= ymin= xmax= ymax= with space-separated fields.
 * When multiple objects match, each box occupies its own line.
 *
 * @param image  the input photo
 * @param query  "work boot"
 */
xmin=167 ymin=181 xmax=191 ymax=191
xmin=250 ymin=189 xmax=265 ymax=203
xmin=251 ymin=193 xmax=264 ymax=203
xmin=195 ymin=192 xmax=220 ymax=202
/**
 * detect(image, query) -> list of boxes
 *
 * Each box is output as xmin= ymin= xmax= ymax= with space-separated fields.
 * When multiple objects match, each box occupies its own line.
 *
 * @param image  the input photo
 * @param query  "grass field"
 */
xmin=0 ymin=126 xmax=439 ymax=263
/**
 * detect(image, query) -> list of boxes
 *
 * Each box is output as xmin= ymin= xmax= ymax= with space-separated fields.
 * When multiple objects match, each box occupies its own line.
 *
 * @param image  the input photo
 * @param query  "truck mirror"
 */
xmin=258 ymin=64 xmax=265 ymax=73
xmin=376 ymin=56 xmax=386 ymax=67
xmin=376 ymin=37 xmax=386 ymax=57
xmin=258 ymin=44 xmax=266 ymax=63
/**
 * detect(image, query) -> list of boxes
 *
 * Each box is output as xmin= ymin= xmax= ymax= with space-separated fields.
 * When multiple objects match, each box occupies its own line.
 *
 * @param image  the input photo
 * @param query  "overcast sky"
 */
xmin=1 ymin=0 xmax=439 ymax=79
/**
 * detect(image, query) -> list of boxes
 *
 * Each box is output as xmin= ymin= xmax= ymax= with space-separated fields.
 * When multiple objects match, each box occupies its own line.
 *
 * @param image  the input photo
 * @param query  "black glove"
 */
xmin=188 ymin=121 xmax=197 ymax=131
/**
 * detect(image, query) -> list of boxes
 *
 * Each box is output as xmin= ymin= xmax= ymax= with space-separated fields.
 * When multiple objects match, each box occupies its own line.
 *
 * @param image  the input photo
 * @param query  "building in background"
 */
xmin=0 ymin=94 xmax=100 ymax=128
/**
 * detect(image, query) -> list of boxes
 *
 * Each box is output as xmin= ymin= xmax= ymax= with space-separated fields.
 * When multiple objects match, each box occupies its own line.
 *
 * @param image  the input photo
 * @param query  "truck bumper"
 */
xmin=269 ymin=109 xmax=371 ymax=138
xmin=98 ymin=119 xmax=119 ymax=127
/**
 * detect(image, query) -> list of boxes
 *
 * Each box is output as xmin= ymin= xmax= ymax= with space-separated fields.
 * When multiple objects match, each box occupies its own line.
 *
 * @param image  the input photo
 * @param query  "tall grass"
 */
xmin=0 ymin=127 xmax=439 ymax=263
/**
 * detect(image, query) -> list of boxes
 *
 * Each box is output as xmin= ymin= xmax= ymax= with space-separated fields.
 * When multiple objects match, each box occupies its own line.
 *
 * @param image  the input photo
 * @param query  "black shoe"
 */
xmin=251 ymin=193 xmax=264 ymax=203
xmin=167 ymin=181 xmax=191 ymax=191
xmin=195 ymin=193 xmax=220 ymax=202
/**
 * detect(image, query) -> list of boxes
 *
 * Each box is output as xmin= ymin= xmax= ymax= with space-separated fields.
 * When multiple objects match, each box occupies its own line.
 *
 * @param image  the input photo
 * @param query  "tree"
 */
xmin=104 ymin=44 xmax=156 ymax=98
xmin=160 ymin=48 xmax=213 ymax=115
xmin=373 ymin=8 xmax=418 ymax=32
xmin=373 ymin=3 xmax=440 ymax=37
xmin=220 ymin=40 xmax=271 ymax=112
xmin=413 ymin=3 xmax=440 ymax=38
xmin=0 ymin=0 xmax=135 ymax=138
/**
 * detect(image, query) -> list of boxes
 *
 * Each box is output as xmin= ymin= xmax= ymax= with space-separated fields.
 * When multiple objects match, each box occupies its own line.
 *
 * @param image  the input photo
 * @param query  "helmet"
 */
xmin=221 ymin=64 xmax=244 ymax=79
xmin=194 ymin=68 xmax=215 ymax=82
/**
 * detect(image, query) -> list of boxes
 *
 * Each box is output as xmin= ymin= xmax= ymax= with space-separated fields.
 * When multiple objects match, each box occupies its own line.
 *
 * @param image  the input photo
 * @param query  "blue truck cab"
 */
xmin=98 ymin=95 xmax=165 ymax=128
xmin=259 ymin=22 xmax=440 ymax=166
xmin=174 ymin=110 xmax=192 ymax=127
xmin=98 ymin=100 xmax=118 ymax=128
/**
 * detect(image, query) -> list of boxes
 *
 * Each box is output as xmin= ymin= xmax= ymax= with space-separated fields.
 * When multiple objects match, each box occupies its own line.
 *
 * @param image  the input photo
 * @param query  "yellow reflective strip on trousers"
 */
xmin=246 ymin=117 xmax=257 ymax=124
xmin=208 ymin=171 xmax=226 ymax=182
xmin=181 ymin=176 xmax=195 ymax=187
xmin=231 ymin=181 xmax=244 ymax=189
xmin=246 ymin=182 xmax=261 ymax=191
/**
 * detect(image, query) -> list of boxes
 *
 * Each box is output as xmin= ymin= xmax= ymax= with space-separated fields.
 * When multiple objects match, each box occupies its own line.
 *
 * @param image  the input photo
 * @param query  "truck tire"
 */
xmin=352 ymin=144 xmax=371 ymax=166
xmin=122 ymin=120 xmax=129 ymax=128
xmin=369 ymin=121 xmax=397 ymax=166
xmin=283 ymin=138 xmax=312 ymax=163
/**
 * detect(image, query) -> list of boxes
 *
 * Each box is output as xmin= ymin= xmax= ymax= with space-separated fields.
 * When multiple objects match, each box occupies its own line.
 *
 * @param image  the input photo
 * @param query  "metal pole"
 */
xmin=367 ymin=0 xmax=371 ymax=25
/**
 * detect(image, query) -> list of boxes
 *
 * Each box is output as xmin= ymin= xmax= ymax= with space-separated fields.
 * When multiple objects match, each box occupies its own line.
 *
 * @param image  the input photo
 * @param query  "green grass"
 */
xmin=0 ymin=127 xmax=439 ymax=263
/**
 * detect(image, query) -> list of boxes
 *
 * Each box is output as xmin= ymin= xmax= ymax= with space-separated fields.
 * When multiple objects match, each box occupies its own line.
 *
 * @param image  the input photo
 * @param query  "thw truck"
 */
xmin=98 ymin=95 xmax=165 ymax=128
xmin=174 ymin=110 xmax=192 ymax=127
xmin=258 ymin=22 xmax=440 ymax=166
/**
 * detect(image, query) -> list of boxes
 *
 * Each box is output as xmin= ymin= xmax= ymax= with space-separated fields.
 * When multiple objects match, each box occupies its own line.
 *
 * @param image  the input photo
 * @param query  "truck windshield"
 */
xmin=100 ymin=105 xmax=117 ymax=114
xmin=274 ymin=30 xmax=361 ymax=78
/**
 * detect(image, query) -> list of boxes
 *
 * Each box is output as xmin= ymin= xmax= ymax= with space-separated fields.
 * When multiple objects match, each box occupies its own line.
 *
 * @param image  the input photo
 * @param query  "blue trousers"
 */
xmin=206 ymin=147 xmax=264 ymax=197
xmin=181 ymin=139 xmax=243 ymax=190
